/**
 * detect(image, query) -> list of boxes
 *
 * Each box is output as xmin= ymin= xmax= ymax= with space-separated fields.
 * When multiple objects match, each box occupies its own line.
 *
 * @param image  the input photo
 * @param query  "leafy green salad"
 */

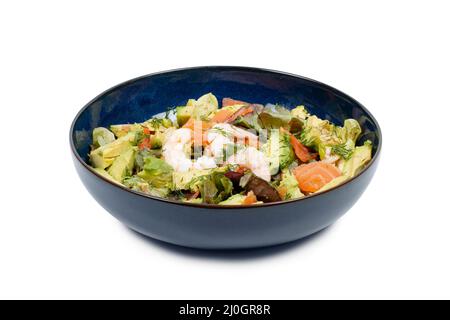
xmin=89 ymin=93 xmax=372 ymax=205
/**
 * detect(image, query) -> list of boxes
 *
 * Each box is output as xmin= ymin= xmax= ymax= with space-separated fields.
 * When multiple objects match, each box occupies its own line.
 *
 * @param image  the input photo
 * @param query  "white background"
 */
xmin=1 ymin=1 xmax=449 ymax=300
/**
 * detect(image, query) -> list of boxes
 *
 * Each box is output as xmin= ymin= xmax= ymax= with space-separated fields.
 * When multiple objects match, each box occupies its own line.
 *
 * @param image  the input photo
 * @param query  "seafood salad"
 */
xmin=88 ymin=93 xmax=372 ymax=205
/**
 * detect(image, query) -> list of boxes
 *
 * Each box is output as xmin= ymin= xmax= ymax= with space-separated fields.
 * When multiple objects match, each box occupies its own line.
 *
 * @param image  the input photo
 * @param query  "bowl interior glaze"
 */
xmin=72 ymin=67 xmax=380 ymax=167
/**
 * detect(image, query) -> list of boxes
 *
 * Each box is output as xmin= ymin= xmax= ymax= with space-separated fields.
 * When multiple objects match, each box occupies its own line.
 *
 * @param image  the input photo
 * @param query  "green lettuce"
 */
xmin=258 ymin=104 xmax=293 ymax=129
xmin=189 ymin=170 xmax=234 ymax=204
xmin=319 ymin=140 xmax=372 ymax=192
xmin=135 ymin=149 xmax=162 ymax=171
xmin=291 ymin=105 xmax=310 ymax=121
xmin=172 ymin=169 xmax=213 ymax=190
xmin=137 ymin=156 xmax=173 ymax=188
xmin=277 ymin=170 xmax=304 ymax=200
xmin=332 ymin=119 xmax=362 ymax=160
xmin=123 ymin=176 xmax=170 ymax=197
xmin=218 ymin=194 xmax=246 ymax=205
xmin=340 ymin=140 xmax=372 ymax=177
xmin=232 ymin=104 xmax=264 ymax=131
xmin=300 ymin=116 xmax=362 ymax=161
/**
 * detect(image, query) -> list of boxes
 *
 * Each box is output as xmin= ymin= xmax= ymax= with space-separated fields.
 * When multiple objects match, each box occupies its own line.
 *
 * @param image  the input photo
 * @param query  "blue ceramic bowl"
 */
xmin=70 ymin=66 xmax=381 ymax=249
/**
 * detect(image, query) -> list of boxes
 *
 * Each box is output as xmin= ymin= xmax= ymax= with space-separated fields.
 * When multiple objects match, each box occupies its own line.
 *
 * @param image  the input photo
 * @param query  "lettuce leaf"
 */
xmin=300 ymin=116 xmax=362 ymax=161
xmin=258 ymin=104 xmax=293 ymax=129
xmin=124 ymin=176 xmax=171 ymax=197
xmin=190 ymin=170 xmax=234 ymax=204
xmin=277 ymin=170 xmax=304 ymax=200
xmin=137 ymin=156 xmax=173 ymax=188
xmin=319 ymin=140 xmax=372 ymax=192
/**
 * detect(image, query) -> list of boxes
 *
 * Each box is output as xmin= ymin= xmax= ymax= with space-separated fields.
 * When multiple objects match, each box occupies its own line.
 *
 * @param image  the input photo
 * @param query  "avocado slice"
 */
xmin=90 ymin=149 xmax=115 ymax=169
xmin=218 ymin=194 xmax=246 ymax=205
xmin=186 ymin=99 xmax=196 ymax=107
xmin=150 ymin=132 xmax=164 ymax=149
xmin=93 ymin=168 xmax=122 ymax=185
xmin=90 ymin=129 xmax=136 ymax=169
xmin=110 ymin=124 xmax=141 ymax=138
xmin=317 ymin=175 xmax=348 ymax=192
xmin=341 ymin=141 xmax=372 ymax=177
xmin=107 ymin=148 xmax=136 ymax=182
xmin=102 ymin=140 xmax=133 ymax=158
xmin=183 ymin=198 xmax=203 ymax=204
xmin=93 ymin=127 xmax=115 ymax=149
xmin=176 ymin=105 xmax=194 ymax=126
xmin=192 ymin=93 xmax=219 ymax=120
xmin=89 ymin=135 xmax=134 ymax=169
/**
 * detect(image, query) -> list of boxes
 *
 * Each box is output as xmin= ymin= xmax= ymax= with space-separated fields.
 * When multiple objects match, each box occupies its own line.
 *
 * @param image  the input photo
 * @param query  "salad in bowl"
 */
xmin=88 ymin=93 xmax=372 ymax=205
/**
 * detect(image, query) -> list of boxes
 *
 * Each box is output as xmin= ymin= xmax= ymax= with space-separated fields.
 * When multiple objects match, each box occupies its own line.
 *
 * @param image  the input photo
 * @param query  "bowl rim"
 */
xmin=70 ymin=65 xmax=382 ymax=209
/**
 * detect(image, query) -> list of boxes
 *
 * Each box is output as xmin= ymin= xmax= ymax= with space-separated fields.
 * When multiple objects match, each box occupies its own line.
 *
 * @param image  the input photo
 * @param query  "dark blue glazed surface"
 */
xmin=70 ymin=66 xmax=381 ymax=249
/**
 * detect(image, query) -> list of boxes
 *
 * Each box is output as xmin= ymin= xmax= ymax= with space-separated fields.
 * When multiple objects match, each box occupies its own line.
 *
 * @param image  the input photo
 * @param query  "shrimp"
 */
xmin=162 ymin=128 xmax=193 ymax=172
xmin=163 ymin=128 xmax=217 ymax=172
xmin=205 ymin=123 xmax=259 ymax=160
xmin=227 ymin=124 xmax=258 ymax=147
xmin=227 ymin=147 xmax=271 ymax=182
xmin=205 ymin=124 xmax=267 ymax=178
xmin=193 ymin=155 xmax=217 ymax=170
xmin=164 ymin=124 xmax=262 ymax=173
xmin=205 ymin=124 xmax=233 ymax=159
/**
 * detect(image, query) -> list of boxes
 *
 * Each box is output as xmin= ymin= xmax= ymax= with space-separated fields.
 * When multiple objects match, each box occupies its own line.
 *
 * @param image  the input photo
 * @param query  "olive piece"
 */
xmin=244 ymin=176 xmax=281 ymax=203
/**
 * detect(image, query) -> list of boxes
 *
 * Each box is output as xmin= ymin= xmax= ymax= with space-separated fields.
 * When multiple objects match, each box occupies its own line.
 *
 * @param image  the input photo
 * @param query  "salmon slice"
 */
xmin=281 ymin=128 xmax=316 ymax=162
xmin=226 ymin=105 xmax=254 ymax=123
xmin=211 ymin=108 xmax=235 ymax=123
xmin=290 ymin=134 xmax=316 ymax=162
xmin=293 ymin=162 xmax=341 ymax=193
xmin=222 ymin=97 xmax=249 ymax=107
xmin=211 ymin=105 xmax=254 ymax=123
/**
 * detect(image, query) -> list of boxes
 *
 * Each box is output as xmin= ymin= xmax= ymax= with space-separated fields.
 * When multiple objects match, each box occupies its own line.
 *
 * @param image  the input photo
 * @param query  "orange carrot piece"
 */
xmin=138 ymin=137 xmax=151 ymax=150
xmin=142 ymin=127 xmax=151 ymax=135
xmin=277 ymin=186 xmax=288 ymax=200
